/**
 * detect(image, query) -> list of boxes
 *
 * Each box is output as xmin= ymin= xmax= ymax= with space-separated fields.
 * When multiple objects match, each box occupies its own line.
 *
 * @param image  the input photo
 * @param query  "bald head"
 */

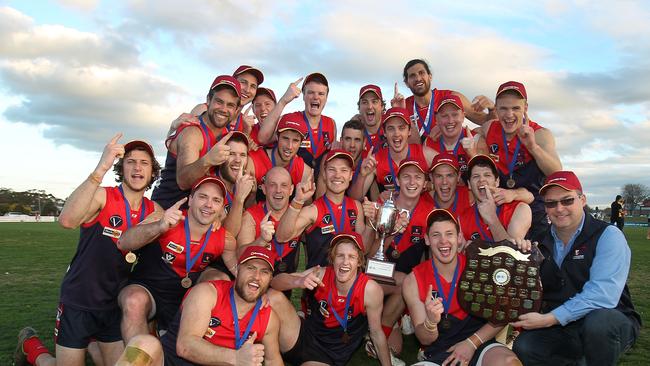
xmin=263 ymin=167 xmax=293 ymax=211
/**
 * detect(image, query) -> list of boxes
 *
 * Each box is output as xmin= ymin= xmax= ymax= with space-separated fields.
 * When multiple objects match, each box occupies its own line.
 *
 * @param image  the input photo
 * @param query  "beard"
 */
xmin=234 ymin=276 xmax=269 ymax=303
xmin=219 ymin=164 xmax=237 ymax=184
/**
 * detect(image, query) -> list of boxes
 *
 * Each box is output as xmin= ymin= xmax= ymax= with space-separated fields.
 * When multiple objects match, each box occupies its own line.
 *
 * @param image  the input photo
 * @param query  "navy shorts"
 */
xmin=54 ymin=303 xmax=122 ymax=348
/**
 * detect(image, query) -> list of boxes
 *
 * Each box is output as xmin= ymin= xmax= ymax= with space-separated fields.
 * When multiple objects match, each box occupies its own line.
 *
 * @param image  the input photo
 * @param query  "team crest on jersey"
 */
xmin=289 ymin=240 xmax=298 ymax=248
xmin=224 ymin=204 xmax=231 ymax=215
xmin=202 ymin=253 xmax=214 ymax=264
xmin=109 ymin=215 xmax=123 ymax=227
xmin=411 ymin=236 xmax=421 ymax=244
xmin=166 ymin=241 xmax=184 ymax=254
xmin=412 ymin=226 xmax=422 ymax=235
xmin=347 ymin=209 xmax=357 ymax=219
xmin=318 ymin=300 xmax=330 ymax=318
xmin=573 ymin=245 xmax=586 ymax=260
xmin=323 ymin=132 xmax=331 ymax=148
xmin=102 ymin=227 xmax=122 ymax=239
xmin=384 ymin=175 xmax=393 ymax=184
xmin=162 ymin=252 xmax=176 ymax=264
xmin=489 ymin=144 xmax=499 ymax=154
xmin=471 ymin=232 xmax=481 ymax=240
xmin=209 ymin=316 xmax=221 ymax=328
xmin=322 ymin=214 xmax=332 ymax=225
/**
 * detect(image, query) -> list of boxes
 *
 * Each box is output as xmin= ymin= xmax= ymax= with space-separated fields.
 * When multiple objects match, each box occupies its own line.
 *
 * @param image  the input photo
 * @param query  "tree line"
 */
xmin=0 ymin=188 xmax=64 ymax=216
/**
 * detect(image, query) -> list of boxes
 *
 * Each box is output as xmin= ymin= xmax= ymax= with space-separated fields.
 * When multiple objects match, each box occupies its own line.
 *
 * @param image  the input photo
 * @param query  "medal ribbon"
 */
xmin=230 ymin=287 xmax=262 ymax=350
xmin=387 ymin=146 xmax=410 ymax=191
xmin=473 ymin=204 xmax=503 ymax=241
xmin=184 ymin=217 xmax=213 ymax=277
xmin=414 ymin=91 xmax=435 ymax=135
xmin=262 ymin=204 xmax=283 ymax=259
xmin=439 ymin=129 xmax=464 ymax=157
xmin=352 ymin=157 xmax=362 ymax=183
xmin=270 ymin=147 xmax=294 ymax=173
xmin=327 ymin=273 xmax=360 ymax=333
xmin=501 ymin=128 xmax=521 ymax=178
xmin=432 ymin=258 xmax=460 ymax=315
xmin=323 ymin=196 xmax=347 ymax=232
xmin=302 ymin=112 xmax=323 ymax=157
xmin=434 ymin=190 xmax=458 ymax=213
xmin=118 ymin=185 xmax=146 ymax=228
xmin=227 ymin=114 xmax=242 ymax=132
xmin=198 ymin=116 xmax=214 ymax=150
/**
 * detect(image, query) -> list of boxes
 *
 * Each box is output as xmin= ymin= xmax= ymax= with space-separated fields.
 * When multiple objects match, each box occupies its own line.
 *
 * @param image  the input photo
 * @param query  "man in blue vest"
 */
xmin=512 ymin=171 xmax=640 ymax=366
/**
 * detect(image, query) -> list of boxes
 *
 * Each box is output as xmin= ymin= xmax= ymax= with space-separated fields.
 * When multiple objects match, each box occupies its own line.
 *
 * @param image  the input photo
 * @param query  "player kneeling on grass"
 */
xmin=403 ymin=209 xmax=522 ymax=366
xmin=14 ymin=135 xmax=161 ymax=366
xmin=271 ymin=232 xmax=392 ymax=366
xmin=117 ymin=176 xmax=238 ymax=343
xmin=112 ymin=245 xmax=283 ymax=366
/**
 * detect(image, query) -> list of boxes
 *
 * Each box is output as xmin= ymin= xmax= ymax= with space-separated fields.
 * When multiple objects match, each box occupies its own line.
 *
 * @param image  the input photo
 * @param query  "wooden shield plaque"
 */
xmin=458 ymin=239 xmax=544 ymax=325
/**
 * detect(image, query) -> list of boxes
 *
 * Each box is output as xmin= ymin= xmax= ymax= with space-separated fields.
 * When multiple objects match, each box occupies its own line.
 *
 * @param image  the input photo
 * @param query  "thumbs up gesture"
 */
xmin=236 ymin=332 xmax=265 ymax=366
xmin=260 ymin=212 xmax=275 ymax=243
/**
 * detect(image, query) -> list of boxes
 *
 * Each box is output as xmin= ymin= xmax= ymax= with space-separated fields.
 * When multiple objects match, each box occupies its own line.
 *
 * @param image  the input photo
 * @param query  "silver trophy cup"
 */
xmin=366 ymin=192 xmax=410 ymax=285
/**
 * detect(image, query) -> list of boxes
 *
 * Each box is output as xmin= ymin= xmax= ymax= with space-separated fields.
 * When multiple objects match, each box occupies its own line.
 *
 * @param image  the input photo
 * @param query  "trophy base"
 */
xmin=366 ymin=258 xmax=396 ymax=286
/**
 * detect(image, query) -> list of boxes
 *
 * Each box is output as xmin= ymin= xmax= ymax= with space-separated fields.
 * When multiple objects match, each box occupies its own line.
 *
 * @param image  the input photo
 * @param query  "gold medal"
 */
xmin=506 ymin=177 xmax=516 ymax=188
xmin=391 ymin=248 xmax=400 ymax=259
xmin=181 ymin=276 xmax=192 ymax=289
xmin=125 ymin=251 xmax=137 ymax=264
xmin=440 ymin=316 xmax=452 ymax=330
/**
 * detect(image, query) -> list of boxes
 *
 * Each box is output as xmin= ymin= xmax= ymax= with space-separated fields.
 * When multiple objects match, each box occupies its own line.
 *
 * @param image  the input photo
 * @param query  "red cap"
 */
xmin=398 ymin=157 xmax=428 ymax=175
xmin=277 ymin=114 xmax=308 ymax=138
xmin=191 ymin=176 xmax=228 ymax=197
xmin=210 ymin=75 xmax=242 ymax=97
xmin=255 ymin=87 xmax=276 ymax=103
xmin=466 ymin=154 xmax=498 ymax=174
xmin=382 ymin=107 xmax=410 ymax=127
xmin=302 ymin=72 xmax=328 ymax=90
xmin=359 ymin=84 xmax=383 ymax=100
xmin=430 ymin=153 xmax=460 ymax=173
xmin=496 ymin=81 xmax=527 ymax=100
xmin=238 ymin=245 xmax=277 ymax=270
xmin=330 ymin=232 xmax=365 ymax=252
xmin=426 ymin=209 xmax=459 ymax=229
xmin=435 ymin=94 xmax=464 ymax=113
xmin=227 ymin=130 xmax=250 ymax=148
xmin=124 ymin=140 xmax=155 ymax=159
xmin=539 ymin=171 xmax=583 ymax=195
xmin=233 ymin=65 xmax=264 ymax=85
xmin=324 ymin=149 xmax=354 ymax=168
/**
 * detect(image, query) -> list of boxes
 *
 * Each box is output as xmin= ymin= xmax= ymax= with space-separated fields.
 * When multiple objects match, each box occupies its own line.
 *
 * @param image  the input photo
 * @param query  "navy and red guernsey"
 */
xmin=130 ymin=214 xmax=226 ymax=304
xmin=457 ymin=201 xmax=520 ymax=242
xmin=424 ymin=129 xmax=473 ymax=174
xmin=405 ymin=89 xmax=442 ymax=140
xmin=381 ymin=194 xmax=434 ymax=273
xmin=412 ymin=255 xmax=485 ymax=358
xmin=59 ymin=186 xmax=155 ymax=311
xmin=161 ymin=280 xmax=272 ymax=365
xmin=304 ymin=196 xmax=359 ymax=269
xmin=374 ymin=144 xmax=426 ymax=192
xmin=484 ymin=119 xmax=546 ymax=217
xmin=152 ymin=118 xmax=226 ymax=209
xmin=249 ymin=147 xmax=306 ymax=192
xmin=304 ymin=267 xmax=369 ymax=364
xmin=246 ymin=202 xmax=300 ymax=274
xmin=286 ymin=111 xmax=336 ymax=168
xmin=431 ymin=185 xmax=472 ymax=217
xmin=362 ymin=129 xmax=388 ymax=158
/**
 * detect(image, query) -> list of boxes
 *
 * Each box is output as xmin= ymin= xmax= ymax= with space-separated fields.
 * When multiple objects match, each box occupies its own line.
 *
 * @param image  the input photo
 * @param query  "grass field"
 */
xmin=0 ymin=222 xmax=648 ymax=365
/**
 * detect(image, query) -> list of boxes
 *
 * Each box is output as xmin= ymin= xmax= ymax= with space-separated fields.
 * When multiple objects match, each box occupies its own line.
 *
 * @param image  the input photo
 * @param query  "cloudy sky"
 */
xmin=1 ymin=0 xmax=649 ymax=208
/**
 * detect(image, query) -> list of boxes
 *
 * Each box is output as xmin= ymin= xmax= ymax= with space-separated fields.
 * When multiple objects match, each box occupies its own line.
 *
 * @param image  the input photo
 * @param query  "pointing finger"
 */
xmin=293 ymin=77 xmax=304 ymax=86
xmin=110 ymin=132 xmax=123 ymax=144
xmin=262 ymin=211 xmax=271 ymax=223
xmin=216 ymin=131 xmax=234 ymax=145
xmin=244 ymin=104 xmax=253 ymax=116
xmin=171 ymin=197 xmax=188 ymax=210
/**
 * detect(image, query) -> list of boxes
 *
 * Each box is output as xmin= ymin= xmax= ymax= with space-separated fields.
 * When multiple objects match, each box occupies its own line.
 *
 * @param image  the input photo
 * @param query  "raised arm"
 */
xmin=275 ymin=181 xmax=316 ymax=242
xmin=402 ymin=275 xmax=443 ymax=346
xmin=257 ymin=78 xmax=303 ymax=145
xmin=176 ymin=129 xmax=233 ymax=190
xmin=520 ymin=126 xmax=562 ymax=175
xmin=117 ymin=197 xmax=186 ymax=251
xmin=59 ymin=134 xmax=124 ymax=228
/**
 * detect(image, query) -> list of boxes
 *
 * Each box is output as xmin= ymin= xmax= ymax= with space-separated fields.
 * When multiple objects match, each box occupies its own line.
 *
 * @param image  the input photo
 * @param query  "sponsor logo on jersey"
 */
xmin=347 ymin=209 xmax=357 ymax=219
xmin=202 ymin=253 xmax=214 ymax=264
xmin=300 ymin=140 xmax=311 ymax=149
xmin=471 ymin=232 xmax=481 ymax=240
xmin=102 ymin=227 xmax=122 ymax=239
xmin=162 ymin=252 xmax=176 ymax=264
xmin=412 ymin=226 xmax=422 ymax=235
xmin=289 ymin=240 xmax=298 ymax=248
xmin=167 ymin=241 xmax=184 ymax=254
xmin=109 ymin=215 xmax=123 ymax=227
xmin=209 ymin=316 xmax=221 ymax=328
xmin=573 ymin=245 xmax=586 ymax=260
xmin=204 ymin=327 xmax=215 ymax=338
xmin=321 ymin=225 xmax=335 ymax=234
xmin=411 ymin=236 xmax=421 ymax=243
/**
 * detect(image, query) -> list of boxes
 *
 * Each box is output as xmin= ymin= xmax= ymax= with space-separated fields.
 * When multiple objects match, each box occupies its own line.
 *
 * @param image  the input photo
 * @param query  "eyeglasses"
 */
xmin=543 ymin=195 xmax=581 ymax=209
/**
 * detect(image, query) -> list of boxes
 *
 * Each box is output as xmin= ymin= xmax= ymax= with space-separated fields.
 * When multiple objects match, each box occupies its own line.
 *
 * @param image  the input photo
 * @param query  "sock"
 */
xmin=23 ymin=336 xmax=50 ymax=365
xmin=382 ymin=324 xmax=392 ymax=338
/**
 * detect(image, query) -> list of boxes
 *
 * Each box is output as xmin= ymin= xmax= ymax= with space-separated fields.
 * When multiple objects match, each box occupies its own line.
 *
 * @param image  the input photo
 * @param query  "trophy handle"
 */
xmin=367 ymin=202 xmax=380 ymax=231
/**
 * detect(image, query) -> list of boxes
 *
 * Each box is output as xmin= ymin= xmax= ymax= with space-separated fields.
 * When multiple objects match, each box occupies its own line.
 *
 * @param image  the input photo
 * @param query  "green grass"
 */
xmin=0 ymin=223 xmax=648 ymax=365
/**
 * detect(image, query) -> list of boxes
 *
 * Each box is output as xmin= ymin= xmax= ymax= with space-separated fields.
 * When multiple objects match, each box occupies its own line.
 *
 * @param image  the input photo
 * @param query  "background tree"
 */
xmin=622 ymin=183 xmax=650 ymax=216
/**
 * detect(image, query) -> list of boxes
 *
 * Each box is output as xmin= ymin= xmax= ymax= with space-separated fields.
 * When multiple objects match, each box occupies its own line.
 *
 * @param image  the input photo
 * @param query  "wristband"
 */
xmin=88 ymin=172 xmax=102 ymax=185
xmin=473 ymin=332 xmax=485 ymax=345
xmin=465 ymin=338 xmax=478 ymax=350
xmin=290 ymin=199 xmax=304 ymax=210
xmin=423 ymin=318 xmax=438 ymax=333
